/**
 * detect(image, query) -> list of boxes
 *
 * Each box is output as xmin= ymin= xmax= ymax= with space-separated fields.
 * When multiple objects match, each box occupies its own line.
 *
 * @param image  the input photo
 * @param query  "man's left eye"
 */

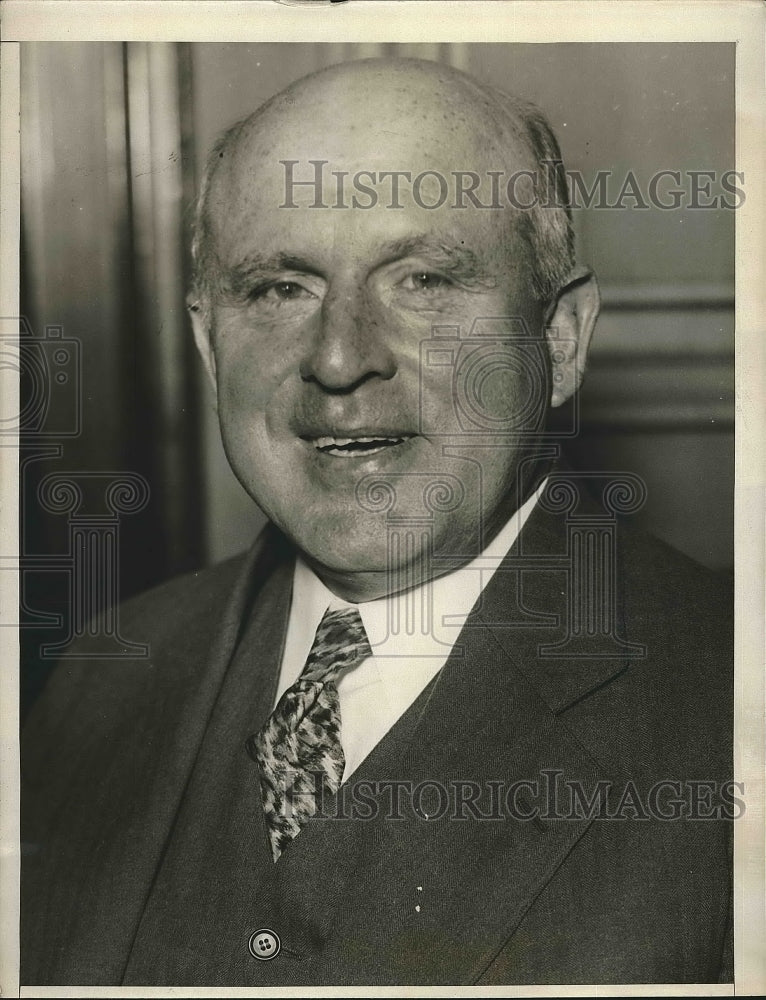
xmin=402 ymin=272 xmax=451 ymax=293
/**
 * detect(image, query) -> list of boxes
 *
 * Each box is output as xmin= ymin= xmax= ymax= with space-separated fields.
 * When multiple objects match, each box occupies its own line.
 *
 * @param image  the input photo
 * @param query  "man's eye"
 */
xmin=251 ymin=281 xmax=316 ymax=303
xmin=404 ymin=272 xmax=451 ymax=293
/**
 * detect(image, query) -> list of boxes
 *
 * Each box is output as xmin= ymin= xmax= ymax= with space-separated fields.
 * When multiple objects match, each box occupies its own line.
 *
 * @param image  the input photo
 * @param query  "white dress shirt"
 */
xmin=275 ymin=479 xmax=546 ymax=781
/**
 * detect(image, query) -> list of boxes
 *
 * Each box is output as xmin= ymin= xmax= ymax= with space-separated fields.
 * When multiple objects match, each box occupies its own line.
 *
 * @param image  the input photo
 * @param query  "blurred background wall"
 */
xmin=19 ymin=42 xmax=734 ymax=705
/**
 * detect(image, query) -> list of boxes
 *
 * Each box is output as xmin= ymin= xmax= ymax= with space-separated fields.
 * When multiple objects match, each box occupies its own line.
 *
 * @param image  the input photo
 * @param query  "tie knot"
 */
xmin=300 ymin=606 xmax=371 ymax=684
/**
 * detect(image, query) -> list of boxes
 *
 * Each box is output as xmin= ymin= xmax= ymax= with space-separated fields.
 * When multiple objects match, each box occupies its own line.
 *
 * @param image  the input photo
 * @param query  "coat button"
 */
xmin=248 ymin=928 xmax=281 ymax=961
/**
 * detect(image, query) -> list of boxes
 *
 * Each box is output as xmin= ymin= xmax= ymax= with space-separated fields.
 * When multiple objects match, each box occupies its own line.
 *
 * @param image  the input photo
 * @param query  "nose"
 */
xmin=299 ymin=283 xmax=397 ymax=391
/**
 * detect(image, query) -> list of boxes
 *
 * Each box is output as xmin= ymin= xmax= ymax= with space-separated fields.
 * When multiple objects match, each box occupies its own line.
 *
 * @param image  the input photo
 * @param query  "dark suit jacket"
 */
xmin=21 ymin=486 xmax=733 ymax=986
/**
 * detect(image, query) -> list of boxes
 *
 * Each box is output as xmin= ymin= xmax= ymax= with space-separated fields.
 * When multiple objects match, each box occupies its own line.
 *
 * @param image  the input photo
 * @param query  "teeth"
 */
xmin=311 ymin=435 xmax=407 ymax=453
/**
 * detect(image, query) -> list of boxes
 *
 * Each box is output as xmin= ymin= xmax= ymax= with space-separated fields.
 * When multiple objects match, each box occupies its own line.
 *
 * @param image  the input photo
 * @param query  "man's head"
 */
xmin=189 ymin=58 xmax=599 ymax=601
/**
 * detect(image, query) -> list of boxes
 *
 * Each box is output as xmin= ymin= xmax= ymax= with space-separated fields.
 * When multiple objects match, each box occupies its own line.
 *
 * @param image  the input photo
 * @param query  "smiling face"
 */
xmin=193 ymin=61 xmax=586 ymax=601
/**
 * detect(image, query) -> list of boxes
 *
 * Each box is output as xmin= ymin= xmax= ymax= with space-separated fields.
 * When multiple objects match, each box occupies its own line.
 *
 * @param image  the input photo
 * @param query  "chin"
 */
xmin=285 ymin=513 xmax=390 ymax=572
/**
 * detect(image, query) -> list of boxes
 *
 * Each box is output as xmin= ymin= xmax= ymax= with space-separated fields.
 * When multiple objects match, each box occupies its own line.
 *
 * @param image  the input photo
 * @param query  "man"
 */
xmin=21 ymin=57 xmax=733 ymax=986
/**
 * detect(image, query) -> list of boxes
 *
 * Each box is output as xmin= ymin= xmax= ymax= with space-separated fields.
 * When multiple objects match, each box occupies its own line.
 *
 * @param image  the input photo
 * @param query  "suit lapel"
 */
xmin=250 ymin=495 xmax=633 ymax=986
xmin=476 ymin=493 xmax=632 ymax=714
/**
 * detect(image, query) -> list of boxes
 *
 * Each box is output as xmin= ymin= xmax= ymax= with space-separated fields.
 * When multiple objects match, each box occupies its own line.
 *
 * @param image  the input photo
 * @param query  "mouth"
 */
xmin=306 ymin=434 xmax=415 ymax=458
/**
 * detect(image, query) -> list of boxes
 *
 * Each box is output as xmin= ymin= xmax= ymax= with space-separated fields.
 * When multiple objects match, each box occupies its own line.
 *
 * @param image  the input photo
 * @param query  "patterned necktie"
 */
xmin=246 ymin=606 xmax=372 ymax=862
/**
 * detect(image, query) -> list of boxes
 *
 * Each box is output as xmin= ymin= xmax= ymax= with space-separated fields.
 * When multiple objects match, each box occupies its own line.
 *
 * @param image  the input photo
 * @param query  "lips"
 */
xmin=309 ymin=434 xmax=414 ymax=458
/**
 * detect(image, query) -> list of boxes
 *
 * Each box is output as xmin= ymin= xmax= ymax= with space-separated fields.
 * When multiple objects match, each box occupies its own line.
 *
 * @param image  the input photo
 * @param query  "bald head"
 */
xmin=191 ymin=58 xmax=574 ymax=321
xmin=218 ymin=57 xmax=535 ymax=161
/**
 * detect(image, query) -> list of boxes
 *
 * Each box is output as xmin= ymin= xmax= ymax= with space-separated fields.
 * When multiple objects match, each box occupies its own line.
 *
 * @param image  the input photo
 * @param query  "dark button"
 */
xmin=248 ymin=928 xmax=281 ymax=961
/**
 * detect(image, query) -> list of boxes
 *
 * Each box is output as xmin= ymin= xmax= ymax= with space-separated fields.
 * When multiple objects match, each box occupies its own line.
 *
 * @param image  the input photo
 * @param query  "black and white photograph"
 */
xmin=2 ymin=2 xmax=764 ymax=994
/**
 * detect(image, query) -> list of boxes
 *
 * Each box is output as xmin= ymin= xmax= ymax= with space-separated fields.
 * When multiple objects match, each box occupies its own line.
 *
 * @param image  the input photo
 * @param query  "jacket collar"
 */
xmin=246 ymin=481 xmax=638 ymax=985
xmin=475 ymin=476 xmax=640 ymax=716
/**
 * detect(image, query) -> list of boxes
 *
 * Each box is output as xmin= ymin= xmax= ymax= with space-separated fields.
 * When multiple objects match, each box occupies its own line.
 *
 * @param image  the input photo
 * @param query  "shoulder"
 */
xmin=617 ymin=521 xmax=732 ymax=704
xmin=520 ymin=478 xmax=732 ymax=777
xmin=619 ymin=521 xmax=731 ymax=630
xmin=579 ymin=521 xmax=733 ymax=779
xmin=23 ymin=525 xmax=293 ymax=731
xmin=118 ymin=549 xmax=252 ymax=645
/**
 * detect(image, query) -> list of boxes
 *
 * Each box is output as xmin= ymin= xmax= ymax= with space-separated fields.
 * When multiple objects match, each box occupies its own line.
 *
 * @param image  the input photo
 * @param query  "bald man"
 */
xmin=22 ymin=58 xmax=733 ymax=987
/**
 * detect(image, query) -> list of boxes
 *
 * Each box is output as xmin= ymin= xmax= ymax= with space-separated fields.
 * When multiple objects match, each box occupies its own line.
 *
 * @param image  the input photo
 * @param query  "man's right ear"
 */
xmin=187 ymin=294 xmax=218 ymax=394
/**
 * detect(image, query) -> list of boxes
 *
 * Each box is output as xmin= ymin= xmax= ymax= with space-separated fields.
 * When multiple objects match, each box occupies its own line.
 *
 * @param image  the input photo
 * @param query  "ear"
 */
xmin=187 ymin=293 xmax=218 ymax=395
xmin=544 ymin=267 xmax=600 ymax=408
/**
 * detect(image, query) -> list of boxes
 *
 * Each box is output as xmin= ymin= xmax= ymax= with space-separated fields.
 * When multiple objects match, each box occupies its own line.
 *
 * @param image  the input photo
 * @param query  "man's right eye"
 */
xmin=250 ymin=281 xmax=316 ymax=303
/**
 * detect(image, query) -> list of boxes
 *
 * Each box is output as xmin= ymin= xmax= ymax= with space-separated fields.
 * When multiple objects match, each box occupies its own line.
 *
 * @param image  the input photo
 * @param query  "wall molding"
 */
xmin=599 ymin=282 xmax=734 ymax=311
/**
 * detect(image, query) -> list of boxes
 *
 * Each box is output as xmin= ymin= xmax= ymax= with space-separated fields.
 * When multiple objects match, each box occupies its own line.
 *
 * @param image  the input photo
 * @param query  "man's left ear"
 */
xmin=544 ymin=267 xmax=600 ymax=408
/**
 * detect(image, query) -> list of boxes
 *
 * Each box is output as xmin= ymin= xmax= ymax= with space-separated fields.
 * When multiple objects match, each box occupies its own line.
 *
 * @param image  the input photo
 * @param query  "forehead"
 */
xmin=206 ymin=64 xmax=536 ymax=267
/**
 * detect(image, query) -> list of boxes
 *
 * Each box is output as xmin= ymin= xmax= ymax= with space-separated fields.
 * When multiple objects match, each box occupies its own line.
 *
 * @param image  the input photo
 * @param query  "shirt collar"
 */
xmin=292 ymin=478 xmax=547 ymax=659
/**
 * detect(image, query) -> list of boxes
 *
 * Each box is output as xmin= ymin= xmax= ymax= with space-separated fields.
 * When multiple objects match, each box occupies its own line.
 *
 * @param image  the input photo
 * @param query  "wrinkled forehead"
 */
xmin=205 ymin=63 xmax=538 ymax=242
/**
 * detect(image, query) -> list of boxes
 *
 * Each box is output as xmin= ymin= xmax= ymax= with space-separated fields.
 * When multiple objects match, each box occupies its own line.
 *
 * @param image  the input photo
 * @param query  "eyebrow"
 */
xmin=223 ymin=236 xmax=496 ymax=299
xmin=224 ymin=253 xmax=321 ymax=299
xmin=376 ymin=235 xmax=494 ymax=286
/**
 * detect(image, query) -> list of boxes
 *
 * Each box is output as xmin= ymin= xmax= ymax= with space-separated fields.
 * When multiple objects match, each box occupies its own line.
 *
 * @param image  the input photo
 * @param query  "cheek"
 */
xmin=213 ymin=323 xmax=291 ymax=422
xmin=422 ymin=339 xmax=549 ymax=435
xmin=464 ymin=346 xmax=548 ymax=431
